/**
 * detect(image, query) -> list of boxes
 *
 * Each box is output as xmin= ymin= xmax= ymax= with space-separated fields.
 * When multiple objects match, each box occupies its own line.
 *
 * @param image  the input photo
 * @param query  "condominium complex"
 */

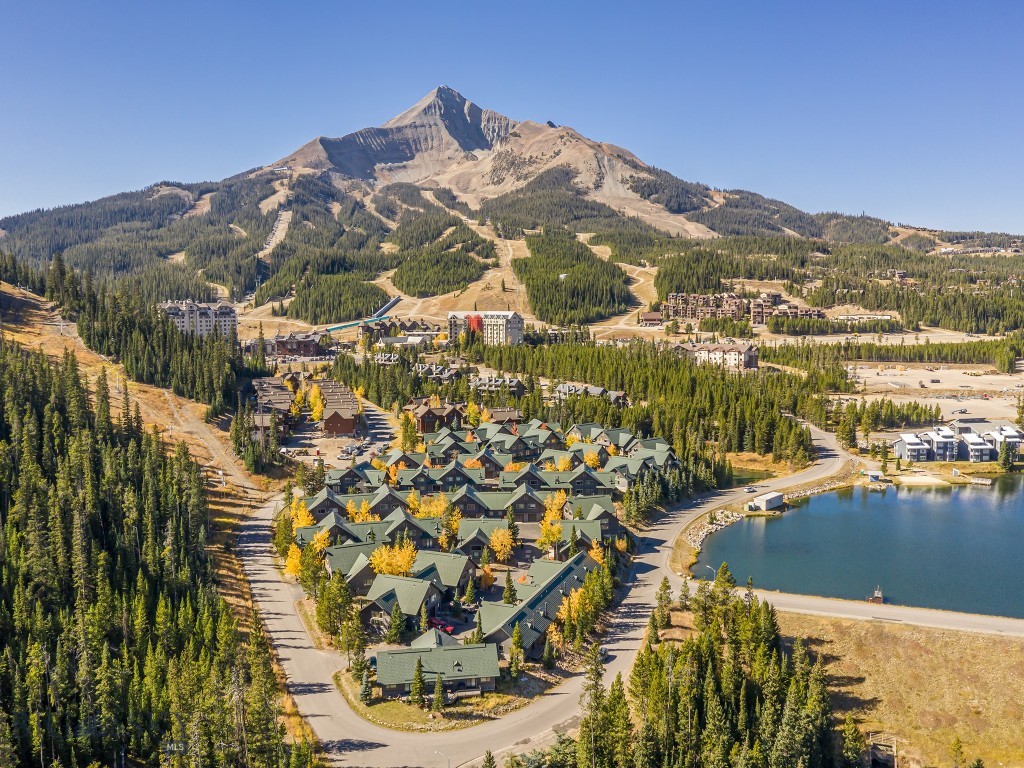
xmin=158 ymin=301 xmax=237 ymax=337
xmin=448 ymin=311 xmax=524 ymax=346
xmin=663 ymin=293 xmax=746 ymax=321
xmin=663 ymin=291 xmax=825 ymax=325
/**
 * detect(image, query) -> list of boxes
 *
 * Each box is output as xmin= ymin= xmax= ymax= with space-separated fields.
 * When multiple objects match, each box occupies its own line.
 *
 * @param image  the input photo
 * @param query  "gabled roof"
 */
xmin=365 ymin=575 xmax=438 ymax=617
xmin=559 ymin=520 xmax=604 ymax=546
xmin=457 ymin=518 xmax=509 ymax=546
xmin=604 ymin=456 xmax=647 ymax=477
xmin=375 ymin=643 xmax=499 ymax=686
xmin=324 ymin=542 xmax=380 ymax=577
xmin=410 ymin=629 xmax=460 ymax=648
xmin=413 ymin=551 xmax=471 ymax=591
xmin=567 ymin=423 xmax=604 ymax=440
xmin=480 ymin=552 xmax=598 ymax=650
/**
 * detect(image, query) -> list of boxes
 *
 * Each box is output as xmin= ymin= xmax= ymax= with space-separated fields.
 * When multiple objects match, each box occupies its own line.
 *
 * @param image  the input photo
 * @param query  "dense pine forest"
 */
xmin=515 ymin=229 xmax=635 ymax=324
xmin=388 ymin=208 xmax=495 ymax=298
xmin=0 ymin=338 xmax=318 ymax=767
xmin=30 ymin=254 xmax=262 ymax=417
xmin=391 ymin=249 xmax=486 ymax=297
xmin=765 ymin=317 xmax=902 ymax=336
xmin=479 ymin=341 xmax=824 ymax=460
xmin=253 ymin=175 xmax=393 ymax=319
xmin=762 ymin=337 xmax=1024 ymax=373
xmin=283 ymin=274 xmax=389 ymax=325
xmin=0 ymin=175 xmax=278 ymax=301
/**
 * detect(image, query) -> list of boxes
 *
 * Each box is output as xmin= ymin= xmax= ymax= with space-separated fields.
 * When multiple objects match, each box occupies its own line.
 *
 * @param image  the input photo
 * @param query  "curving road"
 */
xmin=239 ymin=423 xmax=868 ymax=767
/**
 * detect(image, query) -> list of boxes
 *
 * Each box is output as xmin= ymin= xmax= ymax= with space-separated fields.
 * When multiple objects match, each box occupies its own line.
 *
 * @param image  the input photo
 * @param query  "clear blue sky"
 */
xmin=2 ymin=1 xmax=1022 ymax=232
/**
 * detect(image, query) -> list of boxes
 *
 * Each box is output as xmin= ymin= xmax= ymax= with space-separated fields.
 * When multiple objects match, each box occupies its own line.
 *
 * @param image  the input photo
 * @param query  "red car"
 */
xmin=427 ymin=617 xmax=455 ymax=634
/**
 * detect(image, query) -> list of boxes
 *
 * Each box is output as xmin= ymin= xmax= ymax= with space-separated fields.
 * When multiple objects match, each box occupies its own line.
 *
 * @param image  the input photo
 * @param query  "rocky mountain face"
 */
xmin=274 ymin=86 xmax=715 ymax=236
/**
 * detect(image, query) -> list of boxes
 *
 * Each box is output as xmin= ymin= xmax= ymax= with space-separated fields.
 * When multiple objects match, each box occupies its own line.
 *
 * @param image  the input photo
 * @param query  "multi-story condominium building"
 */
xmin=678 ymin=342 xmax=759 ymax=370
xmin=159 ymin=301 xmax=237 ymax=337
xmin=663 ymin=293 xmax=747 ymax=322
xmin=448 ymin=311 xmax=524 ymax=345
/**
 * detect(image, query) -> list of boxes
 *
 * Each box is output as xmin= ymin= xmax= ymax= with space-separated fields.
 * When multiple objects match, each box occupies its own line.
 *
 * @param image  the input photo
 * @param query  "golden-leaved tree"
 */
xmin=488 ymin=528 xmax=514 ymax=563
xmin=538 ymin=490 xmax=566 ymax=554
xmin=369 ymin=540 xmax=418 ymax=576
xmin=285 ymin=544 xmax=303 ymax=576
xmin=292 ymin=498 xmax=315 ymax=529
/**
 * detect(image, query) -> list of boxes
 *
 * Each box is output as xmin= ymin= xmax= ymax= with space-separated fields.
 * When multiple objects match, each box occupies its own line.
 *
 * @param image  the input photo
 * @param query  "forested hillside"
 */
xmin=254 ymin=174 xmax=393 ymax=317
xmin=0 ymin=175 xmax=278 ymax=301
xmin=0 ymin=339 xmax=318 ymax=767
xmin=515 ymin=229 xmax=634 ymax=324
xmin=33 ymin=254 xmax=263 ymax=417
xmin=389 ymin=213 xmax=495 ymax=297
xmin=689 ymin=190 xmax=823 ymax=238
xmin=479 ymin=168 xmax=657 ymax=239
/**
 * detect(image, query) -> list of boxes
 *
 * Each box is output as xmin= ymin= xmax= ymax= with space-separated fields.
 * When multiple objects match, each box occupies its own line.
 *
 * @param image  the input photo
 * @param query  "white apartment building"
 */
xmin=448 ymin=311 xmax=524 ymax=346
xmin=679 ymin=342 xmax=759 ymax=370
xmin=159 ymin=301 xmax=237 ymax=337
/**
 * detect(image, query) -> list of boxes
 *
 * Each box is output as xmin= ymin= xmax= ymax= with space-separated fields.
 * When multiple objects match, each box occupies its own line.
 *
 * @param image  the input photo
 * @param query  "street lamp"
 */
xmin=704 ymin=564 xmax=716 ymax=581
xmin=435 ymin=750 xmax=451 ymax=768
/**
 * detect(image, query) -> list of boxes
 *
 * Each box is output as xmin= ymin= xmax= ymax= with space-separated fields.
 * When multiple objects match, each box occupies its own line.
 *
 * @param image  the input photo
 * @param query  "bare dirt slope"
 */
xmin=259 ymin=178 xmax=290 ymax=214
xmin=184 ymin=191 xmax=215 ymax=218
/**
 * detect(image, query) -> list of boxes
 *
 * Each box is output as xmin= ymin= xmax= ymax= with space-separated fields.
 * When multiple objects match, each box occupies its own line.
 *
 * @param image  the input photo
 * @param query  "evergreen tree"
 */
xmin=542 ymin=637 xmax=556 ymax=670
xmin=410 ymin=658 xmax=426 ymax=707
xmin=576 ymin=642 xmax=607 ymax=768
xmin=503 ymin=572 xmax=518 ymax=604
xmin=506 ymin=508 xmax=520 ymax=545
xmin=508 ymin=623 xmax=524 ymax=679
xmin=839 ymin=715 xmax=865 ymax=768
xmin=359 ymin=669 xmax=372 ymax=704
xmin=385 ymin=603 xmax=404 ymax=644
xmin=431 ymin=674 xmax=445 ymax=713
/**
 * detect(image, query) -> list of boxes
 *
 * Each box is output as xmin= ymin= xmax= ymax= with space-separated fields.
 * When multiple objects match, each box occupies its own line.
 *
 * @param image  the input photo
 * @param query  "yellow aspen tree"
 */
xmin=284 ymin=544 xmax=303 ymax=576
xmin=292 ymin=499 xmax=315 ymax=529
xmin=488 ymin=528 xmax=514 ymax=563
xmin=311 ymin=529 xmax=332 ymax=553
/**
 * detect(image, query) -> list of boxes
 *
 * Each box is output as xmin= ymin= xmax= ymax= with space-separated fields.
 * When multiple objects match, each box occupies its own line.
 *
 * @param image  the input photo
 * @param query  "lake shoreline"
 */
xmin=694 ymin=475 xmax=1024 ymax=621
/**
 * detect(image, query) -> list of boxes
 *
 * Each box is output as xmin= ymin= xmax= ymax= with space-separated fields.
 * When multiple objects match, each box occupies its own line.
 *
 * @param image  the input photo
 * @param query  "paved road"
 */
xmin=240 ymin=422 xmax=866 ymax=767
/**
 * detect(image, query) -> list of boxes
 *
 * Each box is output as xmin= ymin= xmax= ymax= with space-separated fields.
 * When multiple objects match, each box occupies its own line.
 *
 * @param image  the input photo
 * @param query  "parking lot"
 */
xmin=282 ymin=401 xmax=398 ymax=470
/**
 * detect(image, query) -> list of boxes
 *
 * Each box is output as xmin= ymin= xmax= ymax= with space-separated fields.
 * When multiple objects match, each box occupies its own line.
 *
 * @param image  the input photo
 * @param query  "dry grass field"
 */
xmin=777 ymin=612 xmax=1024 ymax=767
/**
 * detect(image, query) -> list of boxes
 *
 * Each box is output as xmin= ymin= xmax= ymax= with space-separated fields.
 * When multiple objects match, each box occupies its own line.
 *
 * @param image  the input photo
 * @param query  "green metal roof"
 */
xmin=365 ymin=575 xmax=439 ymax=618
xmin=412 ymin=551 xmax=471 ymax=590
xmin=375 ymin=644 xmax=499 ymax=686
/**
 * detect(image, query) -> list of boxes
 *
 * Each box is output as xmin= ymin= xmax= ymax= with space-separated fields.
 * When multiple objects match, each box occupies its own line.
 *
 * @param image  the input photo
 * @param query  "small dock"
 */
xmin=969 ymin=477 xmax=994 ymax=486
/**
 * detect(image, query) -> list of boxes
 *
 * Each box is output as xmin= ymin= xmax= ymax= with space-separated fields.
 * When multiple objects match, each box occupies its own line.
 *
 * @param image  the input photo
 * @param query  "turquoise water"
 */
xmin=696 ymin=476 xmax=1024 ymax=619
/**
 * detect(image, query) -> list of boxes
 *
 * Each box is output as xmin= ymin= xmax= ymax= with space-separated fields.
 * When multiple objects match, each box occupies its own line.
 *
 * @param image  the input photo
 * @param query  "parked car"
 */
xmin=427 ymin=617 xmax=455 ymax=634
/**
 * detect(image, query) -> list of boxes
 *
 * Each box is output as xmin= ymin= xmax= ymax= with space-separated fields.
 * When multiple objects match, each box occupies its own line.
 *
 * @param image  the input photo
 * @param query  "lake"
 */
xmin=696 ymin=475 xmax=1024 ymax=619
